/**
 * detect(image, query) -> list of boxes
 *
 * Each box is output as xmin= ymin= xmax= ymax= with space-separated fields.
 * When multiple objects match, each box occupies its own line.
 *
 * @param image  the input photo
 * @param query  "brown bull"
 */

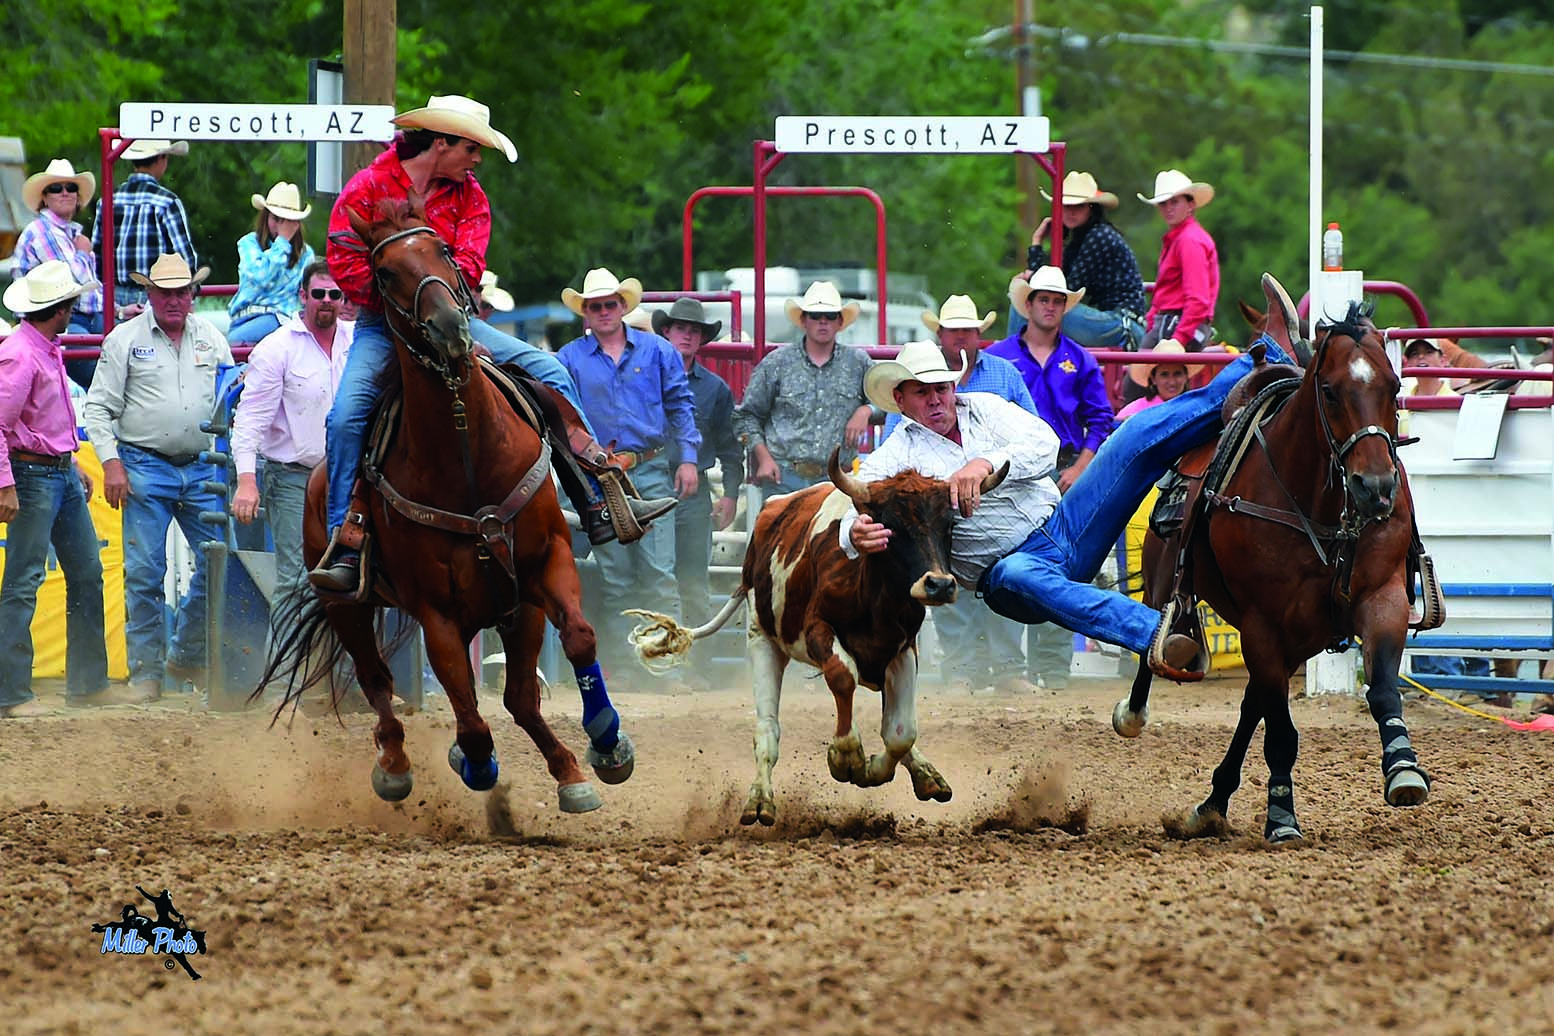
xmin=630 ymin=448 xmax=1007 ymax=825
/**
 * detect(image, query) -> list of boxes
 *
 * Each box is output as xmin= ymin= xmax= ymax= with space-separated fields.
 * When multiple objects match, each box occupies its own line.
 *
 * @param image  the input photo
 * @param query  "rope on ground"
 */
xmin=624 ymin=609 xmax=692 ymax=675
xmin=1399 ymin=670 xmax=1512 ymax=722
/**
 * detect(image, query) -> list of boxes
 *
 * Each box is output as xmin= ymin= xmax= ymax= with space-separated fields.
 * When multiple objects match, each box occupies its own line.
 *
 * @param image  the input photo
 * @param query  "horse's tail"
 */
xmin=624 ymin=588 xmax=749 ymax=675
xmin=253 ymin=590 xmax=344 ymax=719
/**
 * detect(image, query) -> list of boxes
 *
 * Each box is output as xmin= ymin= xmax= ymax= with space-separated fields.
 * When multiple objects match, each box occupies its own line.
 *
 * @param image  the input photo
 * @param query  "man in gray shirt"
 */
xmin=733 ymin=280 xmax=874 ymax=502
xmin=84 ymin=254 xmax=233 ymax=701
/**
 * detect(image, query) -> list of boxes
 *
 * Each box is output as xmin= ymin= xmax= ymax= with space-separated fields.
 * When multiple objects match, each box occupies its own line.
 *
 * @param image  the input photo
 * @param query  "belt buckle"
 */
xmin=612 ymin=451 xmax=638 ymax=471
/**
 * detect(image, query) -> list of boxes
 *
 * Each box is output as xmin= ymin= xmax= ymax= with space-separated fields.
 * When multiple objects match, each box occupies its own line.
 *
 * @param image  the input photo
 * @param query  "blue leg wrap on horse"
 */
xmin=576 ymin=662 xmax=619 ymax=750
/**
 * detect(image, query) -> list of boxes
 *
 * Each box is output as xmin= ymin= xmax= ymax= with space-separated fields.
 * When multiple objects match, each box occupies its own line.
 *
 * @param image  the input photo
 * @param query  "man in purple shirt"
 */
xmin=985 ymin=266 xmax=1116 ymax=690
xmin=557 ymin=268 xmax=698 ymax=677
xmin=0 ymin=262 xmax=116 ymax=716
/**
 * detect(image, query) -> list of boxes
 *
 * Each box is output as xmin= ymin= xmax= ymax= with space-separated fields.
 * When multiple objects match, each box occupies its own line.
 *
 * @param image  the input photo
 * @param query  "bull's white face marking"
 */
xmin=1348 ymin=355 xmax=1375 ymax=384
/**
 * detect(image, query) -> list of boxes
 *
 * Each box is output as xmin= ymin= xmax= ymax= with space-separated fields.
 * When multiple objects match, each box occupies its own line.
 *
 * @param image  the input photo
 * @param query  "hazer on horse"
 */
xmin=1117 ymin=273 xmax=1445 ymax=843
xmin=257 ymin=196 xmax=636 ymax=812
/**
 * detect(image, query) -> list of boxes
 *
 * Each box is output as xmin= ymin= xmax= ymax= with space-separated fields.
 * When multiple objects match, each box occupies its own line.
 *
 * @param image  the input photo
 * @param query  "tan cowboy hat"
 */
xmin=652 ymin=297 xmax=723 ymax=341
xmin=120 ymin=139 xmax=190 ymax=162
xmin=1009 ymin=265 xmax=1085 ymax=320
xmin=561 ymin=267 xmax=643 ymax=316
xmin=923 ymin=294 xmax=995 ymax=335
xmin=24 ymin=159 xmax=96 ymax=211
xmin=1138 ymin=168 xmax=1214 ymax=208
xmin=1128 ymin=342 xmax=1202 ymax=387
xmin=1040 ymin=170 xmax=1118 ymax=209
xmin=128 ymin=253 xmax=210 ymax=290
xmin=622 ymin=305 xmax=654 ymax=331
xmin=478 ymin=271 xmax=515 ymax=313
xmin=393 ymin=95 xmax=518 ymax=163
xmin=784 ymin=280 xmax=861 ymax=331
xmin=864 ymin=340 xmax=968 ymax=413
xmin=251 ymin=181 xmax=312 ymax=221
xmin=4 ymin=259 xmax=94 ymax=315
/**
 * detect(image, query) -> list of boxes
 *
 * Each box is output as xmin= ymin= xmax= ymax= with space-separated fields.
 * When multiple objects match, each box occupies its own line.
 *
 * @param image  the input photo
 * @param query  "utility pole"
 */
xmin=344 ymin=0 xmax=396 ymax=177
xmin=1014 ymin=0 xmax=1037 ymax=236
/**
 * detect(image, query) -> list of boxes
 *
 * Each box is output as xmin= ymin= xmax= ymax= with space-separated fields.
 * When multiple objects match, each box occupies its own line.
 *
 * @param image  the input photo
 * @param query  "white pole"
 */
xmin=1309 ymin=6 xmax=1323 ymax=323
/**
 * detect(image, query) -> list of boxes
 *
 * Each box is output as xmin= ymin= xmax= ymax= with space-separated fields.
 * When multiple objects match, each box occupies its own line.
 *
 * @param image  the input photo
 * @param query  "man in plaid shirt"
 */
xmin=91 ymin=139 xmax=197 ymax=316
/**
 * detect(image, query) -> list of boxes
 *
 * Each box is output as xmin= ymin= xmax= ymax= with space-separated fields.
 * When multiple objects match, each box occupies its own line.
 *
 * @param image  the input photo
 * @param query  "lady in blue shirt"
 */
xmin=227 ymin=182 xmax=315 ymax=345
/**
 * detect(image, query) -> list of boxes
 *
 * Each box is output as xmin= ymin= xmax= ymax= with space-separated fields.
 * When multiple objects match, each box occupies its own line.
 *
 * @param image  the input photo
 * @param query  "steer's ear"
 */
xmin=827 ymin=446 xmax=870 ymax=505
xmin=979 ymin=459 xmax=1010 ymax=494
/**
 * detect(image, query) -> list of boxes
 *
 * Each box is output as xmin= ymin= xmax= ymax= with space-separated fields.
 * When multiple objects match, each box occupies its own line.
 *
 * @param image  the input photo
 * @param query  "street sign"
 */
xmin=118 ymin=103 xmax=396 ymax=142
xmin=774 ymin=116 xmax=1049 ymax=154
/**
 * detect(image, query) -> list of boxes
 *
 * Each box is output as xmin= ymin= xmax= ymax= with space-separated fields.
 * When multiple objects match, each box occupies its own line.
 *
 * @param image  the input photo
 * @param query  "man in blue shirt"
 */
xmin=558 ymin=268 xmax=701 ymax=678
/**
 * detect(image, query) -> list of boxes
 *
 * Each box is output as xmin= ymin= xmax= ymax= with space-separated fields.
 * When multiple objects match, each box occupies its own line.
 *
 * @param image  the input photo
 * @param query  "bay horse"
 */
xmin=258 ymin=197 xmax=634 ymax=812
xmin=1118 ymin=275 xmax=1434 ymax=843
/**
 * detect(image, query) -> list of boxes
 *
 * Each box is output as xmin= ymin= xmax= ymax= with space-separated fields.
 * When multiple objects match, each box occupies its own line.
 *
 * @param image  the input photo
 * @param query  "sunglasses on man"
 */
xmin=804 ymin=311 xmax=843 ymax=322
xmin=309 ymin=288 xmax=344 ymax=301
xmin=44 ymin=183 xmax=80 ymax=195
xmin=585 ymin=299 xmax=621 ymax=314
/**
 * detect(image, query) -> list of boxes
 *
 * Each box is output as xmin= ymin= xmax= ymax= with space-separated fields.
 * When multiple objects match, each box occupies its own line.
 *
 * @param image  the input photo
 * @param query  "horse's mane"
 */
xmin=1320 ymin=299 xmax=1377 ymax=345
xmin=370 ymin=197 xmax=421 ymax=228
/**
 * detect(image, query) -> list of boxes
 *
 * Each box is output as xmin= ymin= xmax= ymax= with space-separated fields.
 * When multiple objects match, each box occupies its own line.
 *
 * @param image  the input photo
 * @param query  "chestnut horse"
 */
xmin=1119 ymin=282 xmax=1431 ymax=843
xmin=258 ymin=198 xmax=634 ymax=812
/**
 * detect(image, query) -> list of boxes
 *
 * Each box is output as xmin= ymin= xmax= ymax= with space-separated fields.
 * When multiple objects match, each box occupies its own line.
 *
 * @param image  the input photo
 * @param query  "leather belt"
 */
xmin=124 ymin=443 xmax=202 ymax=467
xmin=10 ymin=450 xmax=72 ymax=470
xmin=787 ymin=459 xmax=826 ymax=480
xmin=609 ymin=446 xmax=664 ymax=471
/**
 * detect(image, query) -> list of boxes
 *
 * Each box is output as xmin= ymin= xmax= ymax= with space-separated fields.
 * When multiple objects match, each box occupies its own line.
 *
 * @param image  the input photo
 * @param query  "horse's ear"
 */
xmin=1260 ymin=273 xmax=1302 ymax=357
xmin=405 ymin=188 xmax=427 ymax=221
xmin=1238 ymin=299 xmax=1265 ymax=331
xmin=344 ymin=205 xmax=373 ymax=246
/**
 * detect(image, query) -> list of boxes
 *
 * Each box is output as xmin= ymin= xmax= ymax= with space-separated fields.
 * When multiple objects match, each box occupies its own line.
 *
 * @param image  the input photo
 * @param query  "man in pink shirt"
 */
xmin=0 ymin=261 xmax=115 ymax=716
xmin=1137 ymin=169 xmax=1220 ymax=355
xmin=231 ymin=261 xmax=352 ymax=624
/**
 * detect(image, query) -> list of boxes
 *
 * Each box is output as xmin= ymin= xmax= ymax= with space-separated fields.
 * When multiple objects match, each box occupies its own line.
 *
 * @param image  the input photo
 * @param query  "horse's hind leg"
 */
xmin=500 ymin=604 xmax=600 ymax=814
xmin=1114 ymin=660 xmax=1153 ymax=738
xmin=329 ymin=602 xmax=411 ymax=801
xmin=1173 ymin=689 xmax=1262 ymax=838
xmin=418 ymin=612 xmax=499 ymax=793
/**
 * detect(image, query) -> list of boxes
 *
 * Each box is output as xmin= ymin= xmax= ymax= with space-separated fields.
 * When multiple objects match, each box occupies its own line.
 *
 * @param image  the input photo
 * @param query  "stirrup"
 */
xmin=595 ymin=468 xmax=647 ymax=545
xmin=310 ymin=519 xmax=373 ymax=602
xmin=1409 ymin=549 xmax=1447 ymax=631
xmin=1147 ymin=598 xmax=1209 ymax=682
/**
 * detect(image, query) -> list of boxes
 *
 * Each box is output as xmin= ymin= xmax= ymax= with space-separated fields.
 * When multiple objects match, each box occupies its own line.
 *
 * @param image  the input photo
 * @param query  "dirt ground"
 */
xmin=3 ymin=667 xmax=1553 ymax=1036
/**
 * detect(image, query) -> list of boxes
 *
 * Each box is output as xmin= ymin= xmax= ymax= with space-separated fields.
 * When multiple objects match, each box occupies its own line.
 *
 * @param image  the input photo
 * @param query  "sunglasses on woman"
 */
xmin=44 ymin=183 xmax=80 ymax=195
xmin=309 ymin=288 xmax=344 ymax=301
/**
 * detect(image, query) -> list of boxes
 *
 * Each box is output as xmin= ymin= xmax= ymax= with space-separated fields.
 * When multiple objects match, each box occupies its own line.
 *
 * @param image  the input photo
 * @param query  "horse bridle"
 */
xmin=371 ymin=225 xmax=479 ymax=390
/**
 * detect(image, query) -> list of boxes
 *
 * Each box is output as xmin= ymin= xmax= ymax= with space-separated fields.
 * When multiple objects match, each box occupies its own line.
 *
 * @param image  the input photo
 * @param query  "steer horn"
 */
xmin=980 ymin=460 xmax=1011 ymax=494
xmin=827 ymin=447 xmax=870 ymax=505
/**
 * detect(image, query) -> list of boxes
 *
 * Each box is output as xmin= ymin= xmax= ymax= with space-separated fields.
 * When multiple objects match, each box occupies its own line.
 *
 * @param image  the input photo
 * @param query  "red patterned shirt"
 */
xmin=326 ymin=148 xmax=490 ymax=312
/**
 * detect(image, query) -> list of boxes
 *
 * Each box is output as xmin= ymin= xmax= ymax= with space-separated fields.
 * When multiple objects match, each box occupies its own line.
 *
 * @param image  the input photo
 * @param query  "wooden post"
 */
xmin=343 ymin=0 xmax=396 ymax=178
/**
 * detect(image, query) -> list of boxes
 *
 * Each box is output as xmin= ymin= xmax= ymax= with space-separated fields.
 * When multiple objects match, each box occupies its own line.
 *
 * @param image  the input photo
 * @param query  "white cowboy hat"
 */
xmin=622 ymin=305 xmax=654 ymax=331
xmin=393 ymin=95 xmax=518 ymax=163
xmin=251 ymin=181 xmax=312 ymax=221
xmin=1040 ymin=170 xmax=1118 ymax=209
xmin=128 ymin=253 xmax=210 ymax=290
xmin=120 ymin=139 xmax=190 ymax=162
xmin=1009 ymin=266 xmax=1085 ymax=320
xmin=922 ymin=294 xmax=995 ymax=334
xmin=864 ymin=340 xmax=968 ymax=413
xmin=1128 ymin=341 xmax=1203 ymax=387
xmin=784 ymin=280 xmax=861 ymax=331
xmin=479 ymin=271 xmax=515 ymax=313
xmin=4 ymin=259 xmax=94 ymax=315
xmin=561 ymin=267 xmax=643 ymax=316
xmin=1137 ymin=168 xmax=1214 ymax=208
xmin=23 ymin=159 xmax=96 ymax=211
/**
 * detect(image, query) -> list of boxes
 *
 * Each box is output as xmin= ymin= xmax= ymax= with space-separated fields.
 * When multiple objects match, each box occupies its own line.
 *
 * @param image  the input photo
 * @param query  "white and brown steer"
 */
xmin=631 ymin=449 xmax=1007 ymax=825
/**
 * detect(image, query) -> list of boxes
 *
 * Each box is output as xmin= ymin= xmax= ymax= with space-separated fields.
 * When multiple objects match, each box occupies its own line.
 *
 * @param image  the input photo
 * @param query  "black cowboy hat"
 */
xmin=651 ymin=297 xmax=722 ymax=341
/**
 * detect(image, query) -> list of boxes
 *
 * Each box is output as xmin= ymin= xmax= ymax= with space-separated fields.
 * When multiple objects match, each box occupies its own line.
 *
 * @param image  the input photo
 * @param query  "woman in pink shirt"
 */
xmin=1132 ymin=169 xmax=1219 ymax=405
xmin=1115 ymin=342 xmax=1200 ymax=421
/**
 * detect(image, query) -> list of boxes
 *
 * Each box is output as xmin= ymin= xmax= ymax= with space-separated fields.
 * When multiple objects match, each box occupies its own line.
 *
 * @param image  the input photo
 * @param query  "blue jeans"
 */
xmin=674 ymin=477 xmax=715 ymax=627
xmin=934 ymin=594 xmax=1025 ymax=684
xmin=1008 ymin=303 xmax=1141 ymax=351
xmin=980 ymin=339 xmax=1292 ymax=654
xmin=118 ymin=445 xmax=224 ymax=683
xmin=591 ymin=457 xmax=679 ymax=668
xmin=0 ymin=462 xmax=108 ymax=705
xmin=228 ymin=312 xmax=283 ymax=346
xmin=325 ymin=312 xmax=591 ymax=531
xmin=262 ymin=461 xmax=312 ymax=629
xmin=757 ymin=465 xmax=820 ymax=503
xmin=66 ymin=310 xmax=104 ymax=389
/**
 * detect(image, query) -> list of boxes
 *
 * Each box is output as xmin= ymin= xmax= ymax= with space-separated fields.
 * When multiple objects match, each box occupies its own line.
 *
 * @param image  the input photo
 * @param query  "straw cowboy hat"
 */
xmin=622 ymin=306 xmax=654 ymax=331
xmin=1138 ymin=169 xmax=1214 ymax=208
xmin=1040 ymin=170 xmax=1118 ymax=209
xmin=4 ymin=259 xmax=94 ymax=315
xmin=393 ymin=95 xmax=518 ymax=163
xmin=120 ymin=139 xmax=189 ymax=162
xmin=923 ymin=294 xmax=996 ymax=335
xmin=864 ymin=339 xmax=968 ymax=413
xmin=23 ymin=159 xmax=96 ymax=211
xmin=1128 ymin=341 xmax=1203 ymax=387
xmin=478 ymin=271 xmax=514 ymax=313
xmin=561 ymin=267 xmax=643 ymax=316
xmin=129 ymin=253 xmax=210 ymax=290
xmin=652 ymin=297 xmax=723 ymax=341
xmin=251 ymin=181 xmax=312 ymax=222
xmin=784 ymin=280 xmax=861 ymax=331
xmin=1009 ymin=265 xmax=1085 ymax=320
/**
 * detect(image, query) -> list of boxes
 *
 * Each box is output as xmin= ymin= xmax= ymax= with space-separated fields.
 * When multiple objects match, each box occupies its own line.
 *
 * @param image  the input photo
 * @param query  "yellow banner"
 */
xmin=0 ymin=443 xmax=128 ymax=680
xmin=1123 ymin=486 xmax=1245 ymax=672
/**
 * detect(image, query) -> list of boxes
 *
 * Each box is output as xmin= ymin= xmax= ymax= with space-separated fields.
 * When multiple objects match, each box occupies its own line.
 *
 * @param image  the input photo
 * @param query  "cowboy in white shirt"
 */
xmin=231 ymin=260 xmax=353 ymax=621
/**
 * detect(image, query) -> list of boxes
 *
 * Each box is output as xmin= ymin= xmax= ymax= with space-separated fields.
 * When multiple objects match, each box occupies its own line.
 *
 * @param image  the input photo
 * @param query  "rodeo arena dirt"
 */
xmin=5 ymin=123 xmax=1554 ymax=1035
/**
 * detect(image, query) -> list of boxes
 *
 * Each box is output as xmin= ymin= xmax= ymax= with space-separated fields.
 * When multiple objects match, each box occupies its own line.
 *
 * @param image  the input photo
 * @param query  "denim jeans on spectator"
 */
xmin=262 ymin=461 xmax=312 ymax=629
xmin=590 ymin=456 xmax=679 ymax=673
xmin=933 ymin=594 xmax=1026 ymax=686
xmin=674 ymin=477 xmax=715 ymax=628
xmin=0 ymin=461 xmax=108 ymax=706
xmin=227 ymin=312 xmax=282 ymax=346
xmin=326 ymin=312 xmax=594 ymax=533
xmin=118 ymin=445 xmax=223 ymax=683
xmin=757 ymin=466 xmax=819 ymax=504
xmin=66 ymin=310 xmax=104 ymax=389
xmin=980 ymin=339 xmax=1292 ymax=654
